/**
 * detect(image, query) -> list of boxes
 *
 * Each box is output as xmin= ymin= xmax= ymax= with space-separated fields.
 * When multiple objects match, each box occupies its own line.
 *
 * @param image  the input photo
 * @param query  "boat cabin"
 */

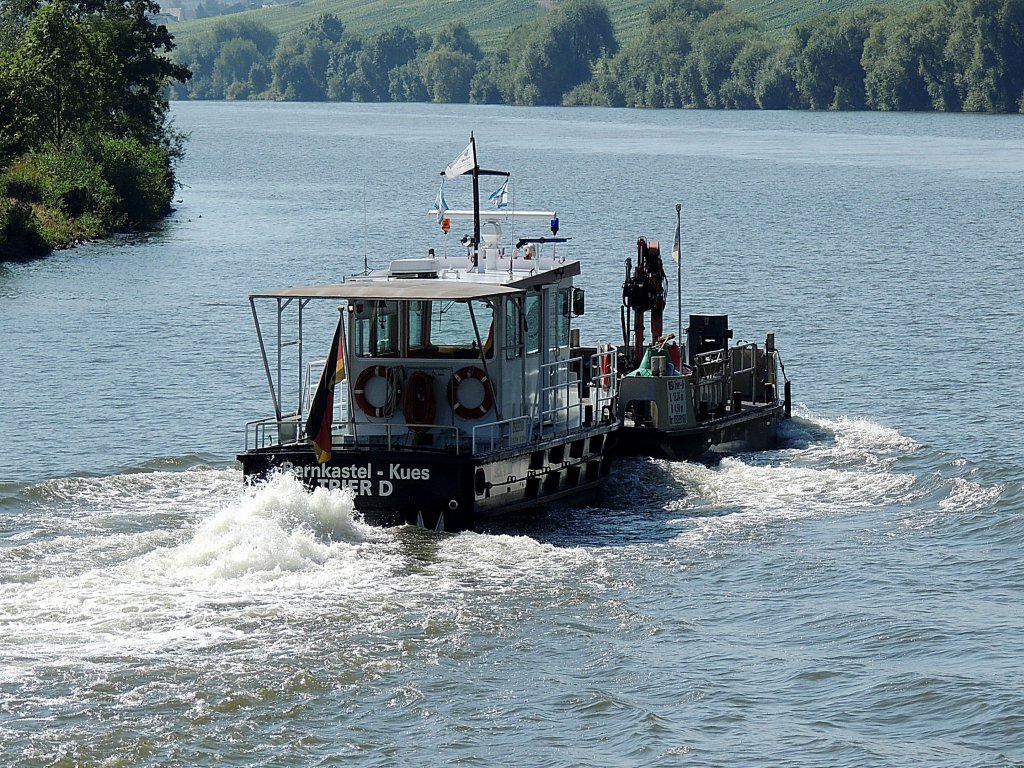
xmin=244 ymin=214 xmax=617 ymax=460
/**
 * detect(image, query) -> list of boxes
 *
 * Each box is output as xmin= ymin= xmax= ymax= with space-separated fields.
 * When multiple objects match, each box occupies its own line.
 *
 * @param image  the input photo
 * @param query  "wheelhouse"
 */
xmin=244 ymin=243 xmax=617 ymax=459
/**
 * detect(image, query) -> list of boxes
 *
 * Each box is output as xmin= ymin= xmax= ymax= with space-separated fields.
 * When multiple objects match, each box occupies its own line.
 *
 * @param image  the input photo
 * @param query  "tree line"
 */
xmin=173 ymin=0 xmax=1024 ymax=113
xmin=0 ymin=0 xmax=191 ymax=260
xmin=171 ymin=0 xmax=616 ymax=104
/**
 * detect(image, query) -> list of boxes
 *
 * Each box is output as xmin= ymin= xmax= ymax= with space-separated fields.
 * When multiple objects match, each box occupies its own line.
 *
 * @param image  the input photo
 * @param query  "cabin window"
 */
xmin=353 ymin=305 xmax=372 ymax=357
xmin=525 ymin=293 xmax=541 ymax=354
xmin=353 ymin=300 xmax=399 ymax=357
xmin=435 ymin=299 xmax=494 ymax=358
xmin=408 ymin=300 xmax=431 ymax=354
xmin=505 ymin=296 xmax=523 ymax=360
xmin=557 ymin=288 xmax=571 ymax=347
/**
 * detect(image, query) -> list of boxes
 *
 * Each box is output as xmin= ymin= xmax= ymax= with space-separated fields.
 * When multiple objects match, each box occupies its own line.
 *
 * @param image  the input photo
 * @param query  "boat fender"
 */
xmin=403 ymin=370 xmax=436 ymax=429
xmin=447 ymin=365 xmax=494 ymax=419
xmin=354 ymin=365 xmax=399 ymax=418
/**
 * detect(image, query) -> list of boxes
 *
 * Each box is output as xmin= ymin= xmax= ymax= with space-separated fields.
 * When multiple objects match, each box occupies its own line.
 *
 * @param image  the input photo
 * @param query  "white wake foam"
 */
xmin=659 ymin=412 xmax=929 ymax=545
xmin=0 ymin=472 xmax=395 ymax=677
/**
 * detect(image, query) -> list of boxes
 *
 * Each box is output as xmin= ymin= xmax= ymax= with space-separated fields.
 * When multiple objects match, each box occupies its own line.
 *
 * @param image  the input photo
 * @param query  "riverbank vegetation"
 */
xmin=0 ymin=0 xmax=191 ymax=261
xmin=172 ymin=0 xmax=1023 ymax=112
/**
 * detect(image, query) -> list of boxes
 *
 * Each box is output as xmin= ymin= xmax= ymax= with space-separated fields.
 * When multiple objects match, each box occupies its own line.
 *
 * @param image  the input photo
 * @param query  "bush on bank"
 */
xmin=0 ymin=0 xmax=191 ymax=262
xmin=0 ymin=137 xmax=178 ymax=261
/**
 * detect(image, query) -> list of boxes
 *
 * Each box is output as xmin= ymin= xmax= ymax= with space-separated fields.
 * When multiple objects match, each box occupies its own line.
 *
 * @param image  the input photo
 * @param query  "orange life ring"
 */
xmin=354 ymin=365 xmax=399 ymax=418
xmin=447 ymin=366 xmax=494 ymax=419
xmin=403 ymin=370 xmax=436 ymax=430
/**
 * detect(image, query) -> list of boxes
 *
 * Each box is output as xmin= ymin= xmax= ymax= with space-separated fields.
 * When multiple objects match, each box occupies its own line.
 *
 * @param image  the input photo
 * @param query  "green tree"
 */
xmin=945 ymin=0 xmax=1024 ymax=111
xmin=85 ymin=0 xmax=191 ymax=143
xmin=720 ymin=37 xmax=774 ymax=108
xmin=1 ymin=0 xmax=191 ymax=257
xmin=421 ymin=47 xmax=476 ymax=103
xmin=753 ymin=44 xmax=801 ymax=108
xmin=388 ymin=59 xmax=428 ymax=101
xmin=862 ymin=8 xmax=943 ymax=110
xmin=15 ymin=0 xmax=98 ymax=149
xmin=0 ymin=0 xmax=39 ymax=49
xmin=272 ymin=33 xmax=330 ymax=100
xmin=505 ymin=0 xmax=618 ymax=105
xmin=688 ymin=10 xmax=760 ymax=107
xmin=432 ymin=22 xmax=481 ymax=59
xmin=173 ymin=18 xmax=276 ymax=99
xmin=791 ymin=7 xmax=883 ymax=109
xmin=213 ymin=37 xmax=264 ymax=98
xmin=270 ymin=15 xmax=345 ymax=101
xmin=0 ymin=53 xmax=33 ymax=164
xmin=325 ymin=36 xmax=362 ymax=100
xmin=468 ymin=53 xmax=509 ymax=104
xmin=571 ymin=0 xmax=724 ymax=108
xmin=349 ymin=26 xmax=419 ymax=101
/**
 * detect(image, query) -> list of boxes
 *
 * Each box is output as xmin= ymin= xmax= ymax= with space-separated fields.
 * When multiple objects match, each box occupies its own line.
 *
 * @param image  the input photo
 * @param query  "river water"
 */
xmin=1 ymin=103 xmax=1023 ymax=766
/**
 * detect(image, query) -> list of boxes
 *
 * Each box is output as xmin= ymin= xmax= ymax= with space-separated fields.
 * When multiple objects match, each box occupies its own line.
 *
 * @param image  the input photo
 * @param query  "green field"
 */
xmin=169 ymin=0 xmax=552 ymax=50
xmin=730 ymin=0 xmax=920 ymax=28
xmin=167 ymin=0 xmax=919 ymax=52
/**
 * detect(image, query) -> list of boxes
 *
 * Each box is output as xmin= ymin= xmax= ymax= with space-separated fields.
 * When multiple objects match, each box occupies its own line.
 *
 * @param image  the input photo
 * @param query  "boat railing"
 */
xmin=693 ymin=348 xmax=729 ymax=413
xmin=730 ymin=342 xmax=783 ymax=406
xmin=333 ymin=423 xmax=463 ymax=454
xmin=537 ymin=356 xmax=585 ymax=435
xmin=693 ymin=343 xmax=784 ymax=416
xmin=730 ymin=343 xmax=761 ymax=404
xmin=304 ymin=359 xmax=349 ymax=425
xmin=471 ymin=415 xmax=534 ymax=453
xmin=244 ymin=415 xmax=304 ymax=451
xmin=589 ymin=344 xmax=618 ymax=418
xmin=259 ymin=349 xmax=618 ymax=457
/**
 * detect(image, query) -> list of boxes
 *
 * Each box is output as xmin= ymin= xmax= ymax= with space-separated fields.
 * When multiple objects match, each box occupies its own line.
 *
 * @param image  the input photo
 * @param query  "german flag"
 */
xmin=305 ymin=316 xmax=345 ymax=463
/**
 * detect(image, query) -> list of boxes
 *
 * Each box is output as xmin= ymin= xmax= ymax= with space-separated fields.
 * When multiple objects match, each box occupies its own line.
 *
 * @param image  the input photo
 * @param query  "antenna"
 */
xmin=675 ymin=203 xmax=682 ymax=340
xmin=362 ymin=177 xmax=369 ymax=274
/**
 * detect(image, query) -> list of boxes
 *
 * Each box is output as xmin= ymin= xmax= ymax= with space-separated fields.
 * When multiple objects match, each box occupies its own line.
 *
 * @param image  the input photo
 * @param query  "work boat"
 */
xmin=615 ymin=235 xmax=791 ymax=461
xmin=237 ymin=137 xmax=619 ymax=531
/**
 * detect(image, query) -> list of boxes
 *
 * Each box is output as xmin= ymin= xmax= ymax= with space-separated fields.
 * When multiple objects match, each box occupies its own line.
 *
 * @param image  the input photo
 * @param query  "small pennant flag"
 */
xmin=305 ymin=316 xmax=345 ymax=464
xmin=444 ymin=140 xmax=475 ymax=179
xmin=672 ymin=209 xmax=681 ymax=264
xmin=488 ymin=178 xmax=509 ymax=209
xmin=434 ymin=176 xmax=448 ymax=223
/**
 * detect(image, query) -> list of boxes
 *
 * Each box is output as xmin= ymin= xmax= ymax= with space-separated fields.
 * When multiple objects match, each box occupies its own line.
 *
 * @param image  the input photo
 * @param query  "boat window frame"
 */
xmin=505 ymin=295 xmax=523 ymax=360
xmin=352 ymin=299 xmax=401 ymax=358
xmin=525 ymin=291 xmax=542 ymax=355
xmin=556 ymin=287 xmax=571 ymax=348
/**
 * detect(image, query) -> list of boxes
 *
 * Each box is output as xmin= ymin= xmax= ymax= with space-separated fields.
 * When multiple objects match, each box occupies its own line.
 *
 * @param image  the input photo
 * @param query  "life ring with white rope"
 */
xmin=354 ymin=365 xmax=399 ymax=418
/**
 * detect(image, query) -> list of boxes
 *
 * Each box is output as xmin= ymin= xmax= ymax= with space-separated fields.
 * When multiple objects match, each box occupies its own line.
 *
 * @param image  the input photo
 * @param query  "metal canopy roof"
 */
xmin=250 ymin=278 xmax=522 ymax=302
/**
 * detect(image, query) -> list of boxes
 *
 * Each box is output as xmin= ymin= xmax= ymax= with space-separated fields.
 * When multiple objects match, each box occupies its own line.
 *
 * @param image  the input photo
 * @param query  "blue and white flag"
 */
xmin=488 ymin=178 xmax=509 ymax=209
xmin=444 ymin=141 xmax=475 ymax=179
xmin=434 ymin=176 xmax=448 ymax=223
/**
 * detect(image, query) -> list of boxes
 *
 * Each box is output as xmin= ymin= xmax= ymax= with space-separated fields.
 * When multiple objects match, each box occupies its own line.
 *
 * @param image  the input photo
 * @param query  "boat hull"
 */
xmin=615 ymin=402 xmax=786 ymax=461
xmin=237 ymin=426 xmax=617 ymax=531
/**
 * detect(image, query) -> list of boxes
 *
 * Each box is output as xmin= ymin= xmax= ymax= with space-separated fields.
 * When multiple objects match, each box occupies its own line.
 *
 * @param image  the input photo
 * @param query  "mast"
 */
xmin=444 ymin=134 xmax=509 ymax=266
xmin=675 ymin=203 xmax=682 ymax=343
xmin=470 ymin=133 xmax=480 ymax=260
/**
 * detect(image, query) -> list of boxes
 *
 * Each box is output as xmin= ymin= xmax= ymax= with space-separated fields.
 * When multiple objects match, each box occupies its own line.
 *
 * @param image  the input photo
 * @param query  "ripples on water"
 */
xmin=2 ymin=104 xmax=1023 ymax=765
xmin=2 ymin=413 xmax=1020 ymax=767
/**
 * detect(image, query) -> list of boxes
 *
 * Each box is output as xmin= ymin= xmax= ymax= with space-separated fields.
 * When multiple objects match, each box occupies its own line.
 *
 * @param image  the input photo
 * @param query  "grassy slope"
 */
xmin=729 ymin=0 xmax=920 ymax=29
xmin=170 ymin=0 xmax=549 ymax=50
xmin=167 ymin=0 xmax=920 ymax=52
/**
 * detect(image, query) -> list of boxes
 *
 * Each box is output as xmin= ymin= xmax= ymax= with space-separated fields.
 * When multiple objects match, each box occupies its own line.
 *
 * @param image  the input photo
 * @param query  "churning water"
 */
xmin=1 ymin=103 xmax=1022 ymax=766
